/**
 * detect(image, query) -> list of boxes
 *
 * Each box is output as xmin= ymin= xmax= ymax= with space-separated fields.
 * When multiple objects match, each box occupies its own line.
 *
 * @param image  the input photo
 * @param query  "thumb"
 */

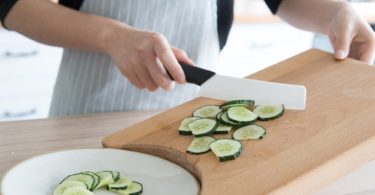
xmin=171 ymin=46 xmax=195 ymax=65
xmin=332 ymin=31 xmax=351 ymax=60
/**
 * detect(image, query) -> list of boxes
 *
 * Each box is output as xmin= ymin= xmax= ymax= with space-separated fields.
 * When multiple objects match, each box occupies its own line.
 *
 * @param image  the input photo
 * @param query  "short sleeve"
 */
xmin=264 ymin=0 xmax=283 ymax=14
xmin=58 ymin=0 xmax=84 ymax=10
xmin=0 ymin=0 xmax=19 ymax=28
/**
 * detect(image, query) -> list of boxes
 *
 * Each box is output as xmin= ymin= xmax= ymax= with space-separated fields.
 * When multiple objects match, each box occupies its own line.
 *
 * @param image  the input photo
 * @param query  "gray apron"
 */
xmin=50 ymin=0 xmax=220 ymax=116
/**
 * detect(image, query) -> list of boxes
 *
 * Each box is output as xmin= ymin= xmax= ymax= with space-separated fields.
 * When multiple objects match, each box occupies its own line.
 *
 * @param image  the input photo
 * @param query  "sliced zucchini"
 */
xmin=192 ymin=105 xmax=221 ymax=119
xmin=187 ymin=136 xmax=216 ymax=154
xmin=60 ymin=173 xmax=96 ymax=191
xmin=108 ymin=176 xmax=132 ymax=190
xmin=110 ymin=181 xmax=143 ymax=195
xmin=253 ymin=104 xmax=284 ymax=121
xmin=210 ymin=139 xmax=242 ymax=161
xmin=111 ymin=171 xmax=120 ymax=182
xmin=188 ymin=118 xmax=218 ymax=137
xmin=214 ymin=124 xmax=232 ymax=134
xmin=54 ymin=181 xmax=88 ymax=195
xmin=82 ymin=172 xmax=100 ymax=191
xmin=61 ymin=186 xmax=94 ymax=195
xmin=95 ymin=171 xmax=115 ymax=189
xmin=178 ymin=117 xmax=200 ymax=135
xmin=217 ymin=112 xmax=240 ymax=126
xmin=233 ymin=124 xmax=266 ymax=140
xmin=227 ymin=106 xmax=257 ymax=124
xmin=220 ymin=99 xmax=255 ymax=110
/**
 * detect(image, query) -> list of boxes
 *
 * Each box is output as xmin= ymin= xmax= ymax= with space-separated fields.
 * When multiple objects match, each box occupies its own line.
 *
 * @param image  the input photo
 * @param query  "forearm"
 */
xmin=277 ymin=0 xmax=351 ymax=34
xmin=4 ymin=0 xmax=120 ymax=53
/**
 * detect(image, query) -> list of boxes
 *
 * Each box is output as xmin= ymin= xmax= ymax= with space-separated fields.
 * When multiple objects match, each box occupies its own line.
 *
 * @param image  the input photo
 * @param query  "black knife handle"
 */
xmin=167 ymin=63 xmax=215 ymax=86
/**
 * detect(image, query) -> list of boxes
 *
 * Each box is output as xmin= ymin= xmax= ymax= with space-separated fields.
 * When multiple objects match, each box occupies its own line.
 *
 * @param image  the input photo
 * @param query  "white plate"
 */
xmin=1 ymin=149 xmax=200 ymax=195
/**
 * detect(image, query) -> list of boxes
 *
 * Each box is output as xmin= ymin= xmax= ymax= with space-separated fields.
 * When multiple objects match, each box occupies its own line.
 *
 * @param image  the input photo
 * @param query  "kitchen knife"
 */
xmin=177 ymin=63 xmax=306 ymax=110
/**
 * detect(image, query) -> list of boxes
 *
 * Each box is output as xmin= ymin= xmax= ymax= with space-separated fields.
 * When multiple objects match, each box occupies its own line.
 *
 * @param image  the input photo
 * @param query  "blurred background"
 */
xmin=0 ymin=0 xmax=374 ymax=122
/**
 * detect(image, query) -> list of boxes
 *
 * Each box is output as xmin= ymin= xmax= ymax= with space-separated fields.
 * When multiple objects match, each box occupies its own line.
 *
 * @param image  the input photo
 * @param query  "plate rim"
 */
xmin=1 ymin=148 xmax=200 ymax=195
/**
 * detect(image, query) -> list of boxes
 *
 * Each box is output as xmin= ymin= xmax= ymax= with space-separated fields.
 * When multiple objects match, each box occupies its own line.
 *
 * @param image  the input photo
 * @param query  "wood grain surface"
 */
xmin=102 ymin=49 xmax=375 ymax=195
xmin=0 ymin=111 xmax=161 ymax=182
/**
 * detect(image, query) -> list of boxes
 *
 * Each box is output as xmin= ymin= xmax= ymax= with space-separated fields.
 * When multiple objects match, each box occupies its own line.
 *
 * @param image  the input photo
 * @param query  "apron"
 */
xmin=49 ymin=0 xmax=220 ymax=116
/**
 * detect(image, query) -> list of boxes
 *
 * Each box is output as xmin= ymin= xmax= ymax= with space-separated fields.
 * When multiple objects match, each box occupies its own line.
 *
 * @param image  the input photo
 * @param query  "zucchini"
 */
xmin=217 ymin=112 xmax=240 ymax=126
xmin=96 ymin=171 xmax=115 ymax=189
xmin=210 ymin=139 xmax=242 ymax=161
xmin=111 ymin=171 xmax=120 ymax=182
xmin=111 ymin=181 xmax=143 ymax=195
xmin=108 ymin=176 xmax=132 ymax=190
xmin=60 ymin=173 xmax=97 ymax=191
xmin=220 ymin=99 xmax=254 ymax=110
xmin=188 ymin=118 xmax=218 ymax=137
xmin=253 ymin=104 xmax=284 ymax=120
xmin=82 ymin=172 xmax=100 ymax=191
xmin=214 ymin=124 xmax=232 ymax=134
xmin=54 ymin=181 xmax=88 ymax=195
xmin=61 ymin=186 xmax=94 ymax=195
xmin=178 ymin=117 xmax=200 ymax=135
xmin=233 ymin=124 xmax=266 ymax=140
xmin=187 ymin=136 xmax=216 ymax=154
xmin=227 ymin=106 xmax=257 ymax=124
xmin=192 ymin=105 xmax=221 ymax=119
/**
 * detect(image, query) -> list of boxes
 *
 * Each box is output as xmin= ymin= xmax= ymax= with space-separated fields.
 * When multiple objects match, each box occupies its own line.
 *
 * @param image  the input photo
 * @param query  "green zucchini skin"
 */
xmin=232 ymin=124 xmax=266 ymax=140
xmin=220 ymin=100 xmax=255 ymax=111
xmin=253 ymin=104 xmax=284 ymax=121
xmin=188 ymin=118 xmax=218 ymax=137
xmin=186 ymin=136 xmax=216 ymax=154
xmin=192 ymin=105 xmax=222 ymax=119
xmin=210 ymin=139 xmax=243 ymax=162
xmin=60 ymin=173 xmax=97 ymax=191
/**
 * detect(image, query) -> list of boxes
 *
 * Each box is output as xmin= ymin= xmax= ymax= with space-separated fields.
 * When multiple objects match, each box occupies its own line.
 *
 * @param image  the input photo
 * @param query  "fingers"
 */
xmin=145 ymin=56 xmax=175 ymax=91
xmin=172 ymin=46 xmax=194 ymax=65
xmin=332 ymin=29 xmax=351 ymax=61
xmin=152 ymin=33 xmax=186 ymax=84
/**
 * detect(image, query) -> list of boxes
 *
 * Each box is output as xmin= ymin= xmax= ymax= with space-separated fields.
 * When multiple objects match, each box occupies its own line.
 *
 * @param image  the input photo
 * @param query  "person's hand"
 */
xmin=104 ymin=23 xmax=194 ymax=91
xmin=328 ymin=4 xmax=375 ymax=64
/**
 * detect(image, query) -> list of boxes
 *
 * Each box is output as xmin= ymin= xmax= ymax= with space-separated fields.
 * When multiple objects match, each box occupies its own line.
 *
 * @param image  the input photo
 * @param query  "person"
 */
xmin=1 ymin=0 xmax=374 ymax=117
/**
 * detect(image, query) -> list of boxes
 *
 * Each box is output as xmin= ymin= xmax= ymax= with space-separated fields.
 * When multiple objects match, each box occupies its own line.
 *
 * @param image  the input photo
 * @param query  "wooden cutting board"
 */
xmin=102 ymin=49 xmax=375 ymax=195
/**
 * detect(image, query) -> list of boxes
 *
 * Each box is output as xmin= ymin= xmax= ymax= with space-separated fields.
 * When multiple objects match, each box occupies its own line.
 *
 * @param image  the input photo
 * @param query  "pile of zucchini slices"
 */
xmin=54 ymin=171 xmax=143 ymax=195
xmin=178 ymin=100 xmax=284 ymax=162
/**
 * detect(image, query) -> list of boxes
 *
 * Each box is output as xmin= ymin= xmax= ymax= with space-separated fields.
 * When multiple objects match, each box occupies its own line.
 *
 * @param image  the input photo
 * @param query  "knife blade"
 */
xmin=175 ymin=63 xmax=306 ymax=110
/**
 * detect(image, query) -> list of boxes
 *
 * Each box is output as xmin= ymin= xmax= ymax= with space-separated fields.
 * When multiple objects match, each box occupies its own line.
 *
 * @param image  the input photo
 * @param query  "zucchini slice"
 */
xmin=95 ymin=171 xmax=115 ymax=189
xmin=111 ymin=171 xmax=120 ymax=182
xmin=61 ymin=186 xmax=94 ymax=195
xmin=60 ymin=173 xmax=96 ymax=191
xmin=220 ymin=99 xmax=255 ymax=110
xmin=227 ymin=106 xmax=257 ymax=124
xmin=253 ymin=104 xmax=284 ymax=121
xmin=82 ymin=172 xmax=100 ymax=191
xmin=178 ymin=117 xmax=200 ymax=135
xmin=210 ymin=139 xmax=242 ymax=161
xmin=54 ymin=181 xmax=88 ymax=195
xmin=108 ymin=176 xmax=132 ymax=190
xmin=111 ymin=181 xmax=143 ymax=195
xmin=214 ymin=124 xmax=232 ymax=134
xmin=188 ymin=118 xmax=218 ymax=137
xmin=187 ymin=136 xmax=216 ymax=154
xmin=233 ymin=124 xmax=266 ymax=140
xmin=192 ymin=105 xmax=222 ymax=119
xmin=217 ymin=112 xmax=240 ymax=126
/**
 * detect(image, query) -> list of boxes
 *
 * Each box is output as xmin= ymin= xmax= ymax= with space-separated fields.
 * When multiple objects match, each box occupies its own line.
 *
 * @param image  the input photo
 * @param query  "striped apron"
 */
xmin=49 ymin=0 xmax=220 ymax=116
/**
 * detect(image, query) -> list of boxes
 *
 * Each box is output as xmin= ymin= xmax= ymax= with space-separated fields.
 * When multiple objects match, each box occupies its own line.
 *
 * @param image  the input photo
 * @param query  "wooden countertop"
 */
xmin=0 ymin=110 xmax=162 ymax=180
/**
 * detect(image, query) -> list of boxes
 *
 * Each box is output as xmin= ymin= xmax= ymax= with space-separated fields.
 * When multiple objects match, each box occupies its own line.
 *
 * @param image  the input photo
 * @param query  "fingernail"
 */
xmin=335 ymin=49 xmax=347 ymax=59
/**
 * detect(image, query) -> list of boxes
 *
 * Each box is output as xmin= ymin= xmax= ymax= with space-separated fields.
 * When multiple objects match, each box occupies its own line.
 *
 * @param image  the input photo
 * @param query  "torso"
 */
xmin=50 ymin=0 xmax=220 ymax=116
